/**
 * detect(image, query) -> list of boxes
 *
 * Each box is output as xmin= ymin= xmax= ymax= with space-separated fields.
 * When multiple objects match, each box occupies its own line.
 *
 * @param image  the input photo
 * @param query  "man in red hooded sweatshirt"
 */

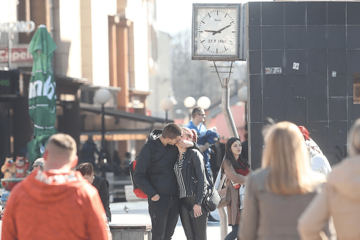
xmin=1 ymin=133 xmax=111 ymax=240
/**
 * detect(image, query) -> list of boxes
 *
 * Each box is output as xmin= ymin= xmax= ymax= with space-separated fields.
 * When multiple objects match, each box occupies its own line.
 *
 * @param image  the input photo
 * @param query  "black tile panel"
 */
xmin=250 ymin=146 xmax=263 ymax=170
xmin=263 ymin=74 xmax=285 ymax=99
xmin=347 ymin=75 xmax=353 ymax=97
xmin=328 ymin=27 xmax=346 ymax=49
xmin=352 ymin=101 xmax=360 ymax=120
xmin=262 ymin=50 xmax=284 ymax=70
xmin=347 ymin=98 xmax=353 ymax=125
xmin=285 ymin=50 xmax=307 ymax=74
xmin=307 ymin=2 xmax=326 ymax=26
xmin=307 ymin=50 xmax=327 ymax=74
xmin=329 ymin=98 xmax=347 ymax=121
xmin=285 ymin=98 xmax=307 ymax=123
xmin=262 ymin=26 xmax=284 ymax=50
xmin=285 ymin=26 xmax=307 ymax=50
xmin=250 ymin=75 xmax=262 ymax=99
xmin=307 ymin=26 xmax=327 ymax=49
xmin=347 ymin=50 xmax=360 ymax=74
xmin=347 ymin=27 xmax=360 ymax=49
xmin=329 ymin=74 xmax=347 ymax=97
xmin=248 ymin=2 xmax=261 ymax=26
xmin=308 ymin=97 xmax=328 ymax=121
xmin=248 ymin=27 xmax=261 ymax=50
xmin=347 ymin=2 xmax=360 ymax=25
xmin=250 ymin=123 xmax=264 ymax=147
xmin=308 ymin=74 xmax=327 ymax=98
xmin=263 ymin=99 xmax=285 ymax=122
xmin=284 ymin=2 xmax=306 ymax=26
xmin=285 ymin=74 xmax=307 ymax=98
xmin=250 ymin=98 xmax=262 ymax=122
xmin=328 ymin=50 xmax=347 ymax=74
xmin=262 ymin=2 xmax=284 ymax=26
xmin=327 ymin=121 xmax=348 ymax=156
xmin=328 ymin=2 xmax=346 ymax=25
xmin=249 ymin=51 xmax=262 ymax=74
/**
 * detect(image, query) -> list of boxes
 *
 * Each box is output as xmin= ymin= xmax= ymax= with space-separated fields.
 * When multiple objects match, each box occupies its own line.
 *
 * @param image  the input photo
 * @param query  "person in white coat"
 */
xmin=298 ymin=126 xmax=332 ymax=176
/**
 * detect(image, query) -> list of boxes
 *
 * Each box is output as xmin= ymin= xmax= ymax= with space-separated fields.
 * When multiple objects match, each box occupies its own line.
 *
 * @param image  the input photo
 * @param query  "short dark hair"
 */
xmin=76 ymin=162 xmax=94 ymax=176
xmin=191 ymin=106 xmax=203 ymax=119
xmin=162 ymin=123 xmax=182 ymax=139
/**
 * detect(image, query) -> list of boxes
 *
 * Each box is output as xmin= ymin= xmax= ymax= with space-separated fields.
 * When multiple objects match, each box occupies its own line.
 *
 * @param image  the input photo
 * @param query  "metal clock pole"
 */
xmin=192 ymin=4 xmax=245 ymax=239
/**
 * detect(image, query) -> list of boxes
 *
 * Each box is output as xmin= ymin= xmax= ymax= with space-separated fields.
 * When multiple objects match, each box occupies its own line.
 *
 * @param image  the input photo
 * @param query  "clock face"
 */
xmin=194 ymin=7 xmax=238 ymax=58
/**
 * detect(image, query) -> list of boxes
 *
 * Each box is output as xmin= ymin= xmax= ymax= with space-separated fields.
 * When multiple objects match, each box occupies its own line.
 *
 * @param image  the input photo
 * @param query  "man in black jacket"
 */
xmin=76 ymin=162 xmax=111 ymax=222
xmin=134 ymin=123 xmax=193 ymax=240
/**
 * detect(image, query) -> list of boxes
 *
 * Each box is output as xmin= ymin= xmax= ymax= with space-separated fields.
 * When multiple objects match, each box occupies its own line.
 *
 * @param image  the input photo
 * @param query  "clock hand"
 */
xmin=204 ymin=30 xmax=217 ymax=33
xmin=212 ymin=25 xmax=231 ymax=35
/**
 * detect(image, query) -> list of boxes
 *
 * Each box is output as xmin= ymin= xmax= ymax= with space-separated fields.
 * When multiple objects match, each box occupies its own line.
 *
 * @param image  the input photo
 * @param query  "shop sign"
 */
xmin=0 ymin=47 xmax=33 ymax=63
xmin=0 ymin=21 xmax=35 ymax=33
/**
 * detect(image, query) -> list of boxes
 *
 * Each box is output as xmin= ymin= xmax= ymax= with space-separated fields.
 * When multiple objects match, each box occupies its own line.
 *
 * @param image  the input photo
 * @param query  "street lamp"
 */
xmin=160 ymin=97 xmax=174 ymax=124
xmin=184 ymin=96 xmax=196 ymax=119
xmin=95 ymin=88 xmax=111 ymax=158
xmin=238 ymin=86 xmax=248 ymax=130
xmin=197 ymin=96 xmax=211 ymax=110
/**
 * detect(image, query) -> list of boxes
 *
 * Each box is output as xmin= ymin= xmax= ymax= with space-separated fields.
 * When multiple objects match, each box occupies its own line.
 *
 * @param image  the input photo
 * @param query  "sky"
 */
xmin=156 ymin=0 xmax=250 ymax=35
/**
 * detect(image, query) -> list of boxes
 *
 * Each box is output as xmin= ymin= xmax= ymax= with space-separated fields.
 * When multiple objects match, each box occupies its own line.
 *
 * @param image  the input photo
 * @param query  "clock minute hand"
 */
xmin=212 ymin=25 xmax=231 ymax=35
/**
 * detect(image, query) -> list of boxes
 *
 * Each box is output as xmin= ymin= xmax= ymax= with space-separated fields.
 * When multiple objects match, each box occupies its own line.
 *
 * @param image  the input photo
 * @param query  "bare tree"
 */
xmin=171 ymin=29 xmax=247 ymax=116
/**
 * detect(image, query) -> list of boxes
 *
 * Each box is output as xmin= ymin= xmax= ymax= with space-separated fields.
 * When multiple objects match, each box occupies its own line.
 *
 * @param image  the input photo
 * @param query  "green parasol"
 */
xmin=27 ymin=25 xmax=57 ymax=162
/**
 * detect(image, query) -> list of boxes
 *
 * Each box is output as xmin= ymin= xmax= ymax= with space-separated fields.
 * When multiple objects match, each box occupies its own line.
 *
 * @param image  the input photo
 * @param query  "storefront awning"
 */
xmin=81 ymin=104 xmax=172 ymax=124
xmin=80 ymin=104 xmax=172 ymax=141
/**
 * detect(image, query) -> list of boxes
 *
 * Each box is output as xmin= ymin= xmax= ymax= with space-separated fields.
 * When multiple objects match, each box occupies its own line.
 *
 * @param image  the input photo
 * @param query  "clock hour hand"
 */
xmin=204 ymin=30 xmax=217 ymax=33
xmin=212 ymin=25 xmax=231 ymax=35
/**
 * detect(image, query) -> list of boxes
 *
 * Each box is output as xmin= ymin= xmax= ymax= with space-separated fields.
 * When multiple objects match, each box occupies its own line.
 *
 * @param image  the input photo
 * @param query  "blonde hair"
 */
xmin=262 ymin=121 xmax=324 ymax=195
xmin=348 ymin=119 xmax=360 ymax=157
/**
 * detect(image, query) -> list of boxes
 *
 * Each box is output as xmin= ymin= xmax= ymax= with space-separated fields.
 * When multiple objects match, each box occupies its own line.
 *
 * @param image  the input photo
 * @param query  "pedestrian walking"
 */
xmin=175 ymin=127 xmax=208 ymax=240
xmin=222 ymin=137 xmax=250 ymax=240
xmin=80 ymin=135 xmax=100 ymax=172
xmin=76 ymin=162 xmax=111 ymax=222
xmin=298 ymin=119 xmax=360 ymax=239
xmin=134 ymin=123 xmax=194 ymax=240
xmin=185 ymin=106 xmax=219 ymax=222
xmin=239 ymin=122 xmax=328 ymax=240
xmin=1 ymin=133 xmax=111 ymax=240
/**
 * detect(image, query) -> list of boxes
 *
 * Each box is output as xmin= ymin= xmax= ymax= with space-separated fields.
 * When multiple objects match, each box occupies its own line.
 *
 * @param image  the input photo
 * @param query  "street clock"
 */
xmin=192 ymin=4 xmax=242 ymax=61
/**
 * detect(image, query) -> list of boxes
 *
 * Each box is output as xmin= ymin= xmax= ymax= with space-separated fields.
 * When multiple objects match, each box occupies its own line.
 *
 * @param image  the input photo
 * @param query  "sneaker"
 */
xmin=207 ymin=213 xmax=219 ymax=222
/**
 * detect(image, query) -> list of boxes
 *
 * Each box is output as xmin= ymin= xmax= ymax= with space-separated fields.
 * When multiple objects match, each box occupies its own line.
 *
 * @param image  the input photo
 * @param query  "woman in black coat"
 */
xmin=174 ymin=127 xmax=208 ymax=240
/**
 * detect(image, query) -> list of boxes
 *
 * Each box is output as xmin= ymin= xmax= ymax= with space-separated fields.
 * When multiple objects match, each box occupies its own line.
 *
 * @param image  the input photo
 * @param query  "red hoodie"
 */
xmin=1 ymin=170 xmax=111 ymax=240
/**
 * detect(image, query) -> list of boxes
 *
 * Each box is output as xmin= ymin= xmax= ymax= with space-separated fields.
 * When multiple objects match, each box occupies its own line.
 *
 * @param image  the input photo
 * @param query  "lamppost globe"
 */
xmin=197 ymin=96 xmax=211 ymax=110
xmin=160 ymin=98 xmax=174 ymax=111
xmin=160 ymin=98 xmax=174 ymax=124
xmin=184 ymin=96 xmax=196 ymax=109
xmin=238 ymin=86 xmax=248 ymax=102
xmin=95 ymin=88 xmax=111 ymax=104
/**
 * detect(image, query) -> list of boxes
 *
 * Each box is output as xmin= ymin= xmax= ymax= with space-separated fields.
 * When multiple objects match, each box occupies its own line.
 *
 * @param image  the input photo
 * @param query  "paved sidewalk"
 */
xmin=110 ymin=200 xmax=231 ymax=240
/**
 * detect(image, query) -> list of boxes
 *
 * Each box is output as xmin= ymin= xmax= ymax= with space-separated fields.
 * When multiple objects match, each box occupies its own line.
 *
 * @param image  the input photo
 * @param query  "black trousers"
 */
xmin=148 ymin=195 xmax=179 ymax=240
xmin=179 ymin=196 xmax=207 ymax=240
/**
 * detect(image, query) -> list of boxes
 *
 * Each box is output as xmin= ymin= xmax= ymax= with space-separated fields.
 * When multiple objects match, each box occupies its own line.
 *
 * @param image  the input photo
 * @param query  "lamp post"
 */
xmin=184 ymin=96 xmax=196 ymax=119
xmin=238 ymin=86 xmax=248 ymax=131
xmin=160 ymin=97 xmax=174 ymax=124
xmin=95 ymin=88 xmax=111 ymax=158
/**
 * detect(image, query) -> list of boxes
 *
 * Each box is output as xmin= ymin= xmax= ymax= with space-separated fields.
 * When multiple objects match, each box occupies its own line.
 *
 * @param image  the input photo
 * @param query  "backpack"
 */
xmin=129 ymin=142 xmax=156 ymax=199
